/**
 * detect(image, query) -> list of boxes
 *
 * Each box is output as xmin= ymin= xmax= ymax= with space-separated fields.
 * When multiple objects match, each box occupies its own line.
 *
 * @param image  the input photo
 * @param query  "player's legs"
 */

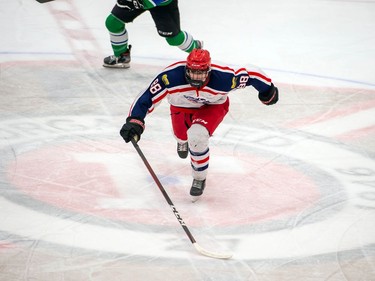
xmin=170 ymin=107 xmax=191 ymax=142
xmin=187 ymin=100 xmax=229 ymax=199
xmin=105 ymin=14 xmax=128 ymax=57
xmin=170 ymin=106 xmax=192 ymax=158
xmin=192 ymin=100 xmax=230 ymax=135
xmin=188 ymin=99 xmax=230 ymax=180
xmin=108 ymin=6 xmax=144 ymax=55
xmin=170 ymin=100 xmax=229 ymax=199
xmin=187 ymin=124 xmax=210 ymax=180
xmin=103 ymin=6 xmax=144 ymax=67
xmin=149 ymin=0 xmax=201 ymax=52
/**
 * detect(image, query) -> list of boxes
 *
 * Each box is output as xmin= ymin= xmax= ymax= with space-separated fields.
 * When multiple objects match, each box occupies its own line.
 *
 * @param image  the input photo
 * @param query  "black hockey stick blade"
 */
xmin=35 ymin=0 xmax=55 ymax=3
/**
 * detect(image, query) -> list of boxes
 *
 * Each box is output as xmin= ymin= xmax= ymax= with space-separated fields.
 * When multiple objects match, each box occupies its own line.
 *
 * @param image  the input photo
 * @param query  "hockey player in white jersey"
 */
xmin=120 ymin=48 xmax=279 ymax=201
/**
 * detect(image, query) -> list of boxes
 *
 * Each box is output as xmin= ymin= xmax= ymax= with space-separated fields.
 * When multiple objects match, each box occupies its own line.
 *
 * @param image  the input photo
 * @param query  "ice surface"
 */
xmin=0 ymin=0 xmax=374 ymax=280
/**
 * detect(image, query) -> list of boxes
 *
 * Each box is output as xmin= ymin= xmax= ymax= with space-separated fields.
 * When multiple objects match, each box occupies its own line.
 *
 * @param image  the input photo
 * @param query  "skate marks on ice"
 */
xmin=1 ymin=66 xmax=375 ymax=279
xmin=1 ymin=109 xmax=375 ymax=261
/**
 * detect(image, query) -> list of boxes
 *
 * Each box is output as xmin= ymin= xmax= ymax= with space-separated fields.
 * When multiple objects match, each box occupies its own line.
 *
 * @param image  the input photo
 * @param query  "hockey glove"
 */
xmin=258 ymin=83 xmax=279 ymax=105
xmin=120 ymin=117 xmax=145 ymax=143
xmin=117 ymin=0 xmax=144 ymax=10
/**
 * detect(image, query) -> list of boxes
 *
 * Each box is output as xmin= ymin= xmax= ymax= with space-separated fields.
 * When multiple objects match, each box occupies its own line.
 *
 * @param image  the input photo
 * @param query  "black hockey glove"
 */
xmin=117 ymin=0 xmax=144 ymax=10
xmin=258 ymin=83 xmax=279 ymax=105
xmin=120 ymin=117 xmax=145 ymax=143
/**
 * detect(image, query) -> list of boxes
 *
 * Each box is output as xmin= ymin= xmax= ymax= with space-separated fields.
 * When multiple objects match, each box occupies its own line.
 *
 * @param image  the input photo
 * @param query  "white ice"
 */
xmin=0 ymin=0 xmax=375 ymax=280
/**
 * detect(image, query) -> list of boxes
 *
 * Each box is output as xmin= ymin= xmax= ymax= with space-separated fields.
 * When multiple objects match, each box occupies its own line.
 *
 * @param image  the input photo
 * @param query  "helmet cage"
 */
xmin=185 ymin=67 xmax=211 ymax=88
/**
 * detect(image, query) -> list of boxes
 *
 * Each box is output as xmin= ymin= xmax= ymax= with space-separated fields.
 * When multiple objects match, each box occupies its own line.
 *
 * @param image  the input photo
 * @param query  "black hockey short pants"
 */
xmin=111 ymin=0 xmax=181 ymax=38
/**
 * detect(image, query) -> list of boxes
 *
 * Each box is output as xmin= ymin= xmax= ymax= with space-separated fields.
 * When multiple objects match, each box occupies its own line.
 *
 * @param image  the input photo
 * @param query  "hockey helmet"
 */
xmin=185 ymin=49 xmax=211 ymax=88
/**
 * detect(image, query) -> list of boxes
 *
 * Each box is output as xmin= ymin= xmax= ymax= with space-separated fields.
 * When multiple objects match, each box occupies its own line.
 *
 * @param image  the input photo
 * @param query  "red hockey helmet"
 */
xmin=185 ymin=49 xmax=211 ymax=88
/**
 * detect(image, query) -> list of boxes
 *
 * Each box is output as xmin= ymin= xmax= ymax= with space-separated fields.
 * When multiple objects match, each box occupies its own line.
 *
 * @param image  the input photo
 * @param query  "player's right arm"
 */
xmin=120 ymin=70 xmax=171 ymax=143
xmin=128 ymin=74 xmax=170 ymax=119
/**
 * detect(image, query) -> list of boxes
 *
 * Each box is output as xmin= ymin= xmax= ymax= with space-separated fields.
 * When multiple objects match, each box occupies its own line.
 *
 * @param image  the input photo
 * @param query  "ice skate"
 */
xmin=103 ymin=45 xmax=131 ymax=68
xmin=190 ymin=179 xmax=206 ymax=202
xmin=177 ymin=142 xmax=188 ymax=159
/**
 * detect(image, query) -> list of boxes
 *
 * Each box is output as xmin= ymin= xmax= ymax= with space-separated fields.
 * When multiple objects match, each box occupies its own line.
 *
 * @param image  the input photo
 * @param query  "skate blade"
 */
xmin=190 ymin=195 xmax=201 ymax=203
xmin=103 ymin=63 xmax=130 ymax=69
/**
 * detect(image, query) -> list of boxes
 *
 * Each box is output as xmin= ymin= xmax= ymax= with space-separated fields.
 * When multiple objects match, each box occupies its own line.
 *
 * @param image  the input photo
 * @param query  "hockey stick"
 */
xmin=130 ymin=138 xmax=232 ymax=259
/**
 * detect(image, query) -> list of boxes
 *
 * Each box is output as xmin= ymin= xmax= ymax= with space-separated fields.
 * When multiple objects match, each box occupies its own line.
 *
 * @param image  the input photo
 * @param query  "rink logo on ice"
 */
xmin=0 ymin=116 xmax=374 ymax=260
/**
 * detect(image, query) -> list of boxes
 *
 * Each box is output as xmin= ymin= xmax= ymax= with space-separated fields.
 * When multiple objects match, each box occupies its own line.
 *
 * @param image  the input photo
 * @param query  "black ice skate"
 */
xmin=103 ymin=45 xmax=132 ymax=68
xmin=190 ymin=179 xmax=206 ymax=202
xmin=177 ymin=142 xmax=188 ymax=159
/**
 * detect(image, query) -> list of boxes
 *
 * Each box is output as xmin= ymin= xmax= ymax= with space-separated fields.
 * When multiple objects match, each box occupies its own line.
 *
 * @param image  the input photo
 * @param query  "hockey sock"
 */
xmin=105 ymin=14 xmax=129 ymax=57
xmin=166 ymin=31 xmax=198 ymax=53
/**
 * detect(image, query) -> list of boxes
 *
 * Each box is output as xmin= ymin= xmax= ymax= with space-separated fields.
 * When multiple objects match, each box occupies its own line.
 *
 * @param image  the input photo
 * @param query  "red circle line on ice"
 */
xmin=9 ymin=140 xmax=320 ymax=226
xmin=6 ymin=137 xmax=321 ymax=227
xmin=1 ymin=115 xmax=374 ymax=260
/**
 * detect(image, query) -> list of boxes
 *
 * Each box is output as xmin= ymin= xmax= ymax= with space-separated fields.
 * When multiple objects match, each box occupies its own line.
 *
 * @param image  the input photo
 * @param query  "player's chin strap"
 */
xmin=130 ymin=137 xmax=233 ymax=259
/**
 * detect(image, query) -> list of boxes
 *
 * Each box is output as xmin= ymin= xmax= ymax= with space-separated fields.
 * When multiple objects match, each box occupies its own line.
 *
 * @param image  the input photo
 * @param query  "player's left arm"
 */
xmin=240 ymin=67 xmax=279 ymax=106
